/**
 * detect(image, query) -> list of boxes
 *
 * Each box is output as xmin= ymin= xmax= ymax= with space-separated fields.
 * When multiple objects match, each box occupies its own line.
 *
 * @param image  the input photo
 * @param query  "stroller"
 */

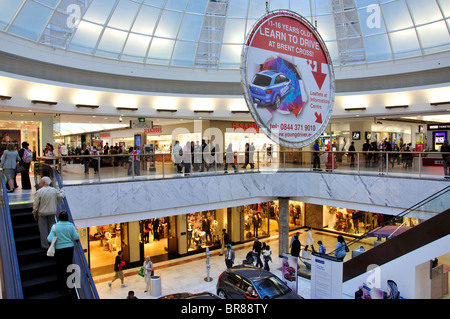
xmin=242 ymin=251 xmax=255 ymax=265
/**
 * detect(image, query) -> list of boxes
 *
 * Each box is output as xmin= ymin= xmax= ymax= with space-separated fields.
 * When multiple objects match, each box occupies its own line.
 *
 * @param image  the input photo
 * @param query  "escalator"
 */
xmin=332 ymin=185 xmax=450 ymax=283
xmin=10 ymin=203 xmax=75 ymax=299
xmin=0 ymin=165 xmax=99 ymax=299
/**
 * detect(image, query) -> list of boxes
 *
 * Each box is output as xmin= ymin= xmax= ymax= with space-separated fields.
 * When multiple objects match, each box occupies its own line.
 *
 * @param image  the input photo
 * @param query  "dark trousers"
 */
xmin=55 ymin=246 xmax=74 ymax=292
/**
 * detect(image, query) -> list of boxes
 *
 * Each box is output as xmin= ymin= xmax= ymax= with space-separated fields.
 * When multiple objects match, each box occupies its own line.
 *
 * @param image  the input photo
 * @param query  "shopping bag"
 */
xmin=138 ymin=267 xmax=144 ymax=277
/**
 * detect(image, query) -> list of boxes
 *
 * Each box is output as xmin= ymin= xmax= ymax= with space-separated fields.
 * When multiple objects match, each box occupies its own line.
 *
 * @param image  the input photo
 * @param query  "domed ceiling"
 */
xmin=1 ymin=0 xmax=449 ymax=70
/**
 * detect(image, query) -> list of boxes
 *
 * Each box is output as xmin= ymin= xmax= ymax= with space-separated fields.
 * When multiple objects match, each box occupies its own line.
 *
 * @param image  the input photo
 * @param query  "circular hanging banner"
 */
xmin=241 ymin=10 xmax=335 ymax=149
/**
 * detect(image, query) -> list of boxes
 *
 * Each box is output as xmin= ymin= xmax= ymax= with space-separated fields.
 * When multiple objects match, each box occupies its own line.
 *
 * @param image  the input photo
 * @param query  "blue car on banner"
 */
xmin=249 ymin=70 xmax=292 ymax=111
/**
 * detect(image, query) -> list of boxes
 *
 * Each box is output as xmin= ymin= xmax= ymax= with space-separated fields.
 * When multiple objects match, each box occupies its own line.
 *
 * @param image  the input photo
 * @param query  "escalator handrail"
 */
xmin=328 ymin=184 xmax=450 ymax=256
xmin=50 ymin=166 xmax=99 ymax=299
xmin=0 ymin=168 xmax=23 ymax=299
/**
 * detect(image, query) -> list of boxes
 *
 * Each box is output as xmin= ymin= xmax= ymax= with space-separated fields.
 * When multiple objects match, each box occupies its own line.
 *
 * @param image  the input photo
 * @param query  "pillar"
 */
xmin=278 ymin=197 xmax=290 ymax=257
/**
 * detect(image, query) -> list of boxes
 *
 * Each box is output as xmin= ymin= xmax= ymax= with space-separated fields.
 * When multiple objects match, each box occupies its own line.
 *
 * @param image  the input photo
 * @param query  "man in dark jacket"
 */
xmin=290 ymin=235 xmax=301 ymax=257
xmin=441 ymin=140 xmax=450 ymax=178
xmin=252 ymin=237 xmax=263 ymax=268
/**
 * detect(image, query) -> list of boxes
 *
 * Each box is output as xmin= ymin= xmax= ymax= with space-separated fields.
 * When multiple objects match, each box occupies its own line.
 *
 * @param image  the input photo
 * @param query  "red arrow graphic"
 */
xmin=312 ymin=62 xmax=327 ymax=90
xmin=314 ymin=112 xmax=322 ymax=124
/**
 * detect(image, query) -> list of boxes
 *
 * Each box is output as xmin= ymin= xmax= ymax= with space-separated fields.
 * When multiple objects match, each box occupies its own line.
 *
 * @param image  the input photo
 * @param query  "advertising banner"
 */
xmin=281 ymin=254 xmax=298 ymax=294
xmin=241 ymin=10 xmax=335 ymax=149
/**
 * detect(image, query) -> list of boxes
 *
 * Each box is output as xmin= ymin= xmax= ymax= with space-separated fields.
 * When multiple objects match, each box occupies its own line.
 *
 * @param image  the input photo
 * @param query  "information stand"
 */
xmin=310 ymin=252 xmax=343 ymax=299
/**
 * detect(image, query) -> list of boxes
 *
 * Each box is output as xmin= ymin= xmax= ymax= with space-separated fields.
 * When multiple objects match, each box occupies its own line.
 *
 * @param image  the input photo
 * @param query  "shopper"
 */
xmin=108 ymin=250 xmax=126 ymax=288
xmin=46 ymin=211 xmax=79 ymax=293
xmin=305 ymin=227 xmax=314 ymax=251
xmin=182 ymin=141 xmax=191 ymax=175
xmin=313 ymin=139 xmax=321 ymax=170
xmin=126 ymin=290 xmax=138 ymax=299
xmin=0 ymin=143 xmax=21 ymax=192
xmin=220 ymin=229 xmax=230 ymax=255
xmin=335 ymin=235 xmax=348 ymax=261
xmin=91 ymin=146 xmax=99 ymax=174
xmin=262 ymin=243 xmax=272 ymax=271
xmin=224 ymin=142 xmax=237 ymax=173
xmin=83 ymin=146 xmax=90 ymax=174
xmin=143 ymin=256 xmax=154 ymax=293
xmin=252 ymin=237 xmax=263 ymax=268
xmin=32 ymin=176 xmax=65 ymax=249
xmin=318 ymin=240 xmax=326 ymax=254
xmin=172 ymin=141 xmax=183 ymax=173
xmin=441 ymin=139 xmax=450 ymax=178
xmin=18 ymin=141 xmax=32 ymax=189
xmin=224 ymin=244 xmax=235 ymax=268
xmin=348 ymin=141 xmax=356 ymax=167
xmin=290 ymin=235 xmax=301 ymax=257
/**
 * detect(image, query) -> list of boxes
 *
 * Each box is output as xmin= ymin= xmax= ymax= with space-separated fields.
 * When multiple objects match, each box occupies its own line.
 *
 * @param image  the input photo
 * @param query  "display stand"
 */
xmin=310 ymin=252 xmax=343 ymax=299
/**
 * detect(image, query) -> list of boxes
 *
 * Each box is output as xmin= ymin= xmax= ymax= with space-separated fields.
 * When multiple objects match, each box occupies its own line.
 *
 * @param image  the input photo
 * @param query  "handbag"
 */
xmin=345 ymin=243 xmax=350 ymax=252
xmin=16 ymin=164 xmax=26 ymax=174
xmin=47 ymin=225 xmax=57 ymax=257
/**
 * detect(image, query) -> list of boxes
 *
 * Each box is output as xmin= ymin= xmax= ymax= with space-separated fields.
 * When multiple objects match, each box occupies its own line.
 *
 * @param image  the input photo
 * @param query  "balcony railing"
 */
xmin=35 ymin=150 xmax=450 ymax=186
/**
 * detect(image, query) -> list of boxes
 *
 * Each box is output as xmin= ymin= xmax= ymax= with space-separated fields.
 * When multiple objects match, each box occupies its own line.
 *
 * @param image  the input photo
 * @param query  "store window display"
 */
xmin=187 ymin=211 xmax=219 ymax=252
xmin=139 ymin=218 xmax=170 ymax=258
xmin=88 ymin=224 xmax=123 ymax=272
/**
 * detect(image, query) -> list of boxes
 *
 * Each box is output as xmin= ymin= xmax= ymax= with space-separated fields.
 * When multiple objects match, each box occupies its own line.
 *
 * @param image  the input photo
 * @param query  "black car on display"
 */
xmin=216 ymin=265 xmax=302 ymax=299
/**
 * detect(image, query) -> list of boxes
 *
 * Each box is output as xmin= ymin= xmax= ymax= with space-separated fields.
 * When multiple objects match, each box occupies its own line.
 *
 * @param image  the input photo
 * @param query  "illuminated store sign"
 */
xmin=241 ymin=10 xmax=335 ymax=149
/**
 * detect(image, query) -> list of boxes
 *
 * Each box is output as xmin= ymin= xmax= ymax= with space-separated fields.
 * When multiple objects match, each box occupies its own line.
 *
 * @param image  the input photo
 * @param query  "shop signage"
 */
xmin=231 ymin=122 xmax=260 ymax=132
xmin=241 ymin=10 xmax=334 ymax=149
xmin=130 ymin=120 xmax=152 ymax=129
xmin=144 ymin=127 xmax=162 ymax=134
xmin=281 ymin=254 xmax=298 ymax=293
xmin=310 ymin=253 xmax=343 ymax=299
xmin=428 ymin=123 xmax=450 ymax=130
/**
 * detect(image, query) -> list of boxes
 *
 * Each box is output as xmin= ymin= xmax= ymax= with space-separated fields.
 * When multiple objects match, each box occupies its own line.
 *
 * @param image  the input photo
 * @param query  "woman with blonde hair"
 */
xmin=143 ymin=256 xmax=154 ymax=293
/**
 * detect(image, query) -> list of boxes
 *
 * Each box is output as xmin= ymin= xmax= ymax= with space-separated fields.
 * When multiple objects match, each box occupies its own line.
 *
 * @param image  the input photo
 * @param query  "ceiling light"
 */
xmin=194 ymin=110 xmax=214 ymax=114
xmin=76 ymin=104 xmax=99 ymax=109
xmin=0 ymin=95 xmax=12 ymax=100
xmin=344 ymin=107 xmax=366 ymax=111
xmin=430 ymin=101 xmax=450 ymax=106
xmin=116 ymin=107 xmax=138 ymax=111
xmin=385 ymin=105 xmax=409 ymax=109
xmin=31 ymin=100 xmax=57 ymax=106
xmin=231 ymin=110 xmax=250 ymax=114
xmin=156 ymin=109 xmax=177 ymax=113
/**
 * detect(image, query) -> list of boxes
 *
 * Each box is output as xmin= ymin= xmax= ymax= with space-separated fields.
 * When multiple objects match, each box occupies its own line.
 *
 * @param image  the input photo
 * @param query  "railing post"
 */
xmin=386 ymin=152 xmax=389 ymax=176
xmin=97 ymin=156 xmax=101 ymax=182
xmin=357 ymin=152 xmax=360 ymax=173
xmin=283 ymin=151 xmax=286 ymax=171
xmin=257 ymin=150 xmax=260 ymax=172
xmin=419 ymin=153 xmax=422 ymax=178
xmin=162 ymin=153 xmax=165 ymax=178
xmin=132 ymin=155 xmax=135 ymax=180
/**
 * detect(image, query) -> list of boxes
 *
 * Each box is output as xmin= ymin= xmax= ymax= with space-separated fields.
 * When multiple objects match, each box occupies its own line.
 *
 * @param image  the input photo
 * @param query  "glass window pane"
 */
xmin=121 ymin=33 xmax=151 ymax=62
xmin=416 ymin=20 xmax=450 ymax=54
xmin=178 ymin=14 xmax=203 ymax=41
xmin=147 ymin=38 xmax=174 ymax=65
xmin=314 ymin=1 xmax=333 ymax=15
xmin=171 ymin=41 xmax=197 ymax=67
xmin=407 ymin=0 xmax=443 ymax=25
xmin=358 ymin=6 xmax=386 ymax=36
xmin=248 ymin=0 xmax=266 ymax=18
xmin=389 ymin=28 xmax=421 ymax=59
xmin=8 ymin=0 xmax=52 ymax=41
xmin=438 ymin=0 xmax=450 ymax=18
xmin=83 ymin=0 xmax=117 ymax=25
xmin=69 ymin=20 xmax=104 ymax=54
xmin=143 ymin=0 xmax=164 ymax=7
xmin=227 ymin=0 xmax=248 ymax=18
xmin=154 ymin=10 xmax=182 ymax=38
xmin=186 ymin=0 xmax=207 ymax=14
xmin=223 ymin=18 xmax=246 ymax=44
xmin=316 ymin=15 xmax=336 ymax=41
xmin=355 ymin=0 xmax=379 ymax=9
xmin=219 ymin=44 xmax=242 ymax=69
xmin=271 ymin=0 xmax=289 ymax=10
xmin=290 ymin=0 xmax=311 ymax=17
xmin=325 ymin=41 xmax=340 ymax=65
xmin=108 ymin=0 xmax=140 ymax=30
xmin=381 ymin=0 xmax=413 ymax=31
xmin=363 ymin=34 xmax=392 ymax=62
xmin=34 ymin=0 xmax=59 ymax=8
xmin=96 ymin=28 xmax=128 ymax=58
xmin=0 ymin=0 xmax=22 ymax=31
xmin=132 ymin=5 xmax=161 ymax=35
xmin=165 ymin=0 xmax=187 ymax=11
